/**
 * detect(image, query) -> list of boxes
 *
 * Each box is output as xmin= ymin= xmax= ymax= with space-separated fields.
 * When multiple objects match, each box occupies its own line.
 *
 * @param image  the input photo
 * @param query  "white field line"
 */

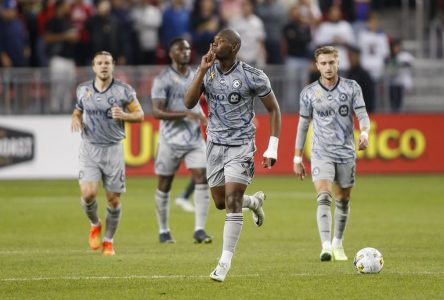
xmin=1 ymin=272 xmax=443 ymax=282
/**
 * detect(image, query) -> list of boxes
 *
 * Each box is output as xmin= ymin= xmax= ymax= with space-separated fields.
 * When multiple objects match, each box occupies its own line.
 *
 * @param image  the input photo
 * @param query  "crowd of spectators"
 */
xmin=0 ymin=0 xmax=422 ymax=112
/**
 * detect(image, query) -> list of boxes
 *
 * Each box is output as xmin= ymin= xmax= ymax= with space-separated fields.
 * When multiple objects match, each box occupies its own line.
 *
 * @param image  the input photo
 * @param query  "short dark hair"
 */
xmin=168 ymin=37 xmax=187 ymax=52
xmin=92 ymin=51 xmax=114 ymax=65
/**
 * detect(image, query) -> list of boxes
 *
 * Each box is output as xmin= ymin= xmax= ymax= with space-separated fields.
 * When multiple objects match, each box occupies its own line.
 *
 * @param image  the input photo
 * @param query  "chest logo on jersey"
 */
xmin=316 ymin=109 xmax=335 ymax=118
xmin=232 ymin=79 xmax=242 ymax=89
xmin=228 ymin=92 xmax=242 ymax=104
xmin=340 ymin=93 xmax=348 ymax=102
xmin=338 ymin=105 xmax=349 ymax=116
xmin=220 ymin=78 xmax=227 ymax=86
xmin=107 ymin=97 xmax=117 ymax=105
xmin=327 ymin=95 xmax=333 ymax=101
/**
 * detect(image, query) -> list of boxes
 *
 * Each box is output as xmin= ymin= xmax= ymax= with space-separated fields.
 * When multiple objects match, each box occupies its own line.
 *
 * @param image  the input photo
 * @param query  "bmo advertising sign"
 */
xmin=124 ymin=114 xmax=444 ymax=176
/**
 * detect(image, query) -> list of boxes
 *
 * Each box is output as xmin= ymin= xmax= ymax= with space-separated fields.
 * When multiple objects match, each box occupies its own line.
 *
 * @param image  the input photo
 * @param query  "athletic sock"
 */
xmin=182 ymin=180 xmax=195 ymax=199
xmin=80 ymin=197 xmax=99 ymax=225
xmin=155 ymin=189 xmax=170 ymax=233
xmin=220 ymin=213 xmax=243 ymax=264
xmin=194 ymin=184 xmax=210 ymax=231
xmin=316 ymin=192 xmax=332 ymax=247
xmin=333 ymin=200 xmax=350 ymax=245
xmin=104 ymin=204 xmax=121 ymax=242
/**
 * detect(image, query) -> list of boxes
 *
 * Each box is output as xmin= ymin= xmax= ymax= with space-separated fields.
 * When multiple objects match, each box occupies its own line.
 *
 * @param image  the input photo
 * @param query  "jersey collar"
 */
xmin=318 ymin=76 xmax=341 ymax=92
xmin=93 ymin=78 xmax=114 ymax=94
xmin=216 ymin=61 xmax=239 ymax=76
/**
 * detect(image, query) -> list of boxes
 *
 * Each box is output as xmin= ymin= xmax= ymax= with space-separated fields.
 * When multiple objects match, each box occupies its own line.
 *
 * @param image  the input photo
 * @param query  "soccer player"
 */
xmin=71 ymin=51 xmax=144 ymax=256
xmin=293 ymin=46 xmax=370 ymax=262
xmin=185 ymin=29 xmax=282 ymax=282
xmin=151 ymin=37 xmax=212 ymax=244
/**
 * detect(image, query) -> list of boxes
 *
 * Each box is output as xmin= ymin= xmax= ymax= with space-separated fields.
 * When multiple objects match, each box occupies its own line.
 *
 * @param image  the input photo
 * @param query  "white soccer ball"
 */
xmin=353 ymin=247 xmax=384 ymax=274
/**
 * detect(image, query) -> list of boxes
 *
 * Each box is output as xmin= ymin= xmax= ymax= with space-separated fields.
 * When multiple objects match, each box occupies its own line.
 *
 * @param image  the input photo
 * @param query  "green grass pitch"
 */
xmin=1 ymin=175 xmax=443 ymax=299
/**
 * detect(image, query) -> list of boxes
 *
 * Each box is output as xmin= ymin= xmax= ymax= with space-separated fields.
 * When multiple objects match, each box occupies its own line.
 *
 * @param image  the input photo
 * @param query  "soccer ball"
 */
xmin=353 ymin=247 xmax=384 ymax=274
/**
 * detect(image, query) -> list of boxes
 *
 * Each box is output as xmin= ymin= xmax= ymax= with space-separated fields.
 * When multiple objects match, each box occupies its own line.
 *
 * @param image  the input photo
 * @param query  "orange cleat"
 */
xmin=102 ymin=241 xmax=115 ymax=256
xmin=89 ymin=223 xmax=102 ymax=250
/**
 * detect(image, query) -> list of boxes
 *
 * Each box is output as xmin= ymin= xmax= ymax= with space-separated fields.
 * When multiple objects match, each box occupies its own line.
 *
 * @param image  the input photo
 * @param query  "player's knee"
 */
xmin=214 ymin=200 xmax=225 ymax=210
xmin=81 ymin=189 xmax=97 ymax=202
xmin=106 ymin=194 xmax=121 ymax=208
xmin=193 ymin=172 xmax=207 ymax=185
xmin=317 ymin=191 xmax=332 ymax=206
xmin=225 ymin=191 xmax=243 ymax=211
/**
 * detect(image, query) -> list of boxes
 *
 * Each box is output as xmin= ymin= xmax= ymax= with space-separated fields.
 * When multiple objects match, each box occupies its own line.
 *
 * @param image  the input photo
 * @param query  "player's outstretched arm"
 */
xmin=260 ymin=91 xmax=282 ymax=169
xmin=185 ymin=44 xmax=215 ymax=109
xmin=71 ymin=109 xmax=84 ymax=132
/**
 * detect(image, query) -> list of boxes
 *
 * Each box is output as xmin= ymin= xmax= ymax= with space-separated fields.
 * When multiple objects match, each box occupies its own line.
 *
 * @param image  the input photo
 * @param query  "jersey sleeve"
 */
xmin=75 ymin=86 xmax=85 ymax=112
xmin=124 ymin=84 xmax=141 ymax=112
xmin=151 ymin=75 xmax=168 ymax=102
xmin=351 ymin=80 xmax=366 ymax=110
xmin=247 ymin=69 xmax=272 ymax=98
xmin=299 ymin=88 xmax=312 ymax=118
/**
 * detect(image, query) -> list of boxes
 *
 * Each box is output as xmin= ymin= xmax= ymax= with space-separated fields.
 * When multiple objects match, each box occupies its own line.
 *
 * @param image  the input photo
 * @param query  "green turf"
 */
xmin=1 ymin=175 xmax=443 ymax=299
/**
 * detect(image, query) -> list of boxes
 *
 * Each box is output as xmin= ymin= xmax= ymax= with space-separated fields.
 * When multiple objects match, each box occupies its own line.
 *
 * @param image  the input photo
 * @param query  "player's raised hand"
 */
xmin=293 ymin=161 xmax=306 ymax=181
xmin=200 ymin=43 xmax=216 ymax=70
xmin=111 ymin=104 xmax=125 ymax=120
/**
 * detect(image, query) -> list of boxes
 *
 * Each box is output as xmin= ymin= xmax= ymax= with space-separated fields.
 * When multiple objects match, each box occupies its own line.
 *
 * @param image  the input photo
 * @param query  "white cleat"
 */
xmin=210 ymin=261 xmax=231 ymax=282
xmin=175 ymin=197 xmax=195 ymax=213
xmin=251 ymin=191 xmax=266 ymax=227
xmin=332 ymin=246 xmax=348 ymax=261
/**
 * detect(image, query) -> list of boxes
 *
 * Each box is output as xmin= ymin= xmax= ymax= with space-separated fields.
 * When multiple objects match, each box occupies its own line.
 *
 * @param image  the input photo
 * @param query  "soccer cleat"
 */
xmin=193 ymin=229 xmax=212 ymax=244
xmin=333 ymin=246 xmax=348 ymax=261
xmin=88 ymin=223 xmax=102 ymax=250
xmin=320 ymin=247 xmax=333 ymax=261
xmin=251 ymin=191 xmax=266 ymax=227
xmin=102 ymin=241 xmax=115 ymax=256
xmin=175 ymin=197 xmax=195 ymax=212
xmin=210 ymin=261 xmax=231 ymax=282
xmin=159 ymin=232 xmax=176 ymax=244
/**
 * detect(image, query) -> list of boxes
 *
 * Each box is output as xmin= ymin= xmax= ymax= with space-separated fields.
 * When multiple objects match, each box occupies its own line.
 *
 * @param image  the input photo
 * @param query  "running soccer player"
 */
xmin=293 ymin=45 xmax=370 ymax=262
xmin=185 ymin=28 xmax=282 ymax=282
xmin=71 ymin=51 xmax=144 ymax=256
xmin=151 ymin=37 xmax=212 ymax=244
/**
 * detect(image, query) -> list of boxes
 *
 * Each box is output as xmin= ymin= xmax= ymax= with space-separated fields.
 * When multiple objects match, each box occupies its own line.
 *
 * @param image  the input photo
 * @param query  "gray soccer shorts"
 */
xmin=311 ymin=158 xmax=356 ymax=188
xmin=78 ymin=141 xmax=126 ymax=193
xmin=154 ymin=140 xmax=206 ymax=176
xmin=206 ymin=140 xmax=256 ymax=187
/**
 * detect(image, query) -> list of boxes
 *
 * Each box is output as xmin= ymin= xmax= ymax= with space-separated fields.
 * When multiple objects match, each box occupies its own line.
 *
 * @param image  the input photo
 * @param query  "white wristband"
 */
xmin=360 ymin=131 xmax=368 ymax=139
xmin=263 ymin=136 xmax=279 ymax=160
xmin=293 ymin=156 xmax=302 ymax=164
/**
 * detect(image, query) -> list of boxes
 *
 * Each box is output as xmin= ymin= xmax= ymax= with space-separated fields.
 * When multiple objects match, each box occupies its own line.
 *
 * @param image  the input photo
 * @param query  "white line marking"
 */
xmin=1 ymin=272 xmax=443 ymax=282
xmin=0 ymin=274 xmax=260 ymax=282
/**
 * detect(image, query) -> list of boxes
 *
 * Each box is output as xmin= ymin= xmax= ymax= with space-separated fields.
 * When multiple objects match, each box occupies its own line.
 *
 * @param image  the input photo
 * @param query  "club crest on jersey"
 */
xmin=340 ymin=93 xmax=348 ymax=102
xmin=228 ymin=92 xmax=242 ymax=104
xmin=232 ymin=79 xmax=242 ymax=89
xmin=339 ymin=105 xmax=349 ymax=116
xmin=108 ymin=97 xmax=117 ymax=105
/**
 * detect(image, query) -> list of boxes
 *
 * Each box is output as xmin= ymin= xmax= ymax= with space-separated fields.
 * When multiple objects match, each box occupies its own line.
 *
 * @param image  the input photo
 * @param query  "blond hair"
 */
xmin=314 ymin=46 xmax=338 ymax=61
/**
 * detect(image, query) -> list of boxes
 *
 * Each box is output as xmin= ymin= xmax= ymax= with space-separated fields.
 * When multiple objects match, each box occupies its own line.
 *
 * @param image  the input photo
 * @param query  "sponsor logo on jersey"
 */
xmin=0 ymin=126 xmax=35 ymax=169
xmin=228 ymin=92 xmax=242 ymax=104
xmin=339 ymin=105 xmax=349 ymax=116
xmin=316 ymin=109 xmax=335 ymax=118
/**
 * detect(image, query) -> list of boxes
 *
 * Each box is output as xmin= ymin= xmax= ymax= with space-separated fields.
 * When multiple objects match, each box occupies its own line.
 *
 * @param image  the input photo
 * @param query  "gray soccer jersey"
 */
xmin=75 ymin=79 xmax=139 ymax=146
xmin=201 ymin=61 xmax=272 ymax=145
xmin=152 ymin=66 xmax=204 ymax=150
xmin=299 ymin=77 xmax=366 ymax=162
